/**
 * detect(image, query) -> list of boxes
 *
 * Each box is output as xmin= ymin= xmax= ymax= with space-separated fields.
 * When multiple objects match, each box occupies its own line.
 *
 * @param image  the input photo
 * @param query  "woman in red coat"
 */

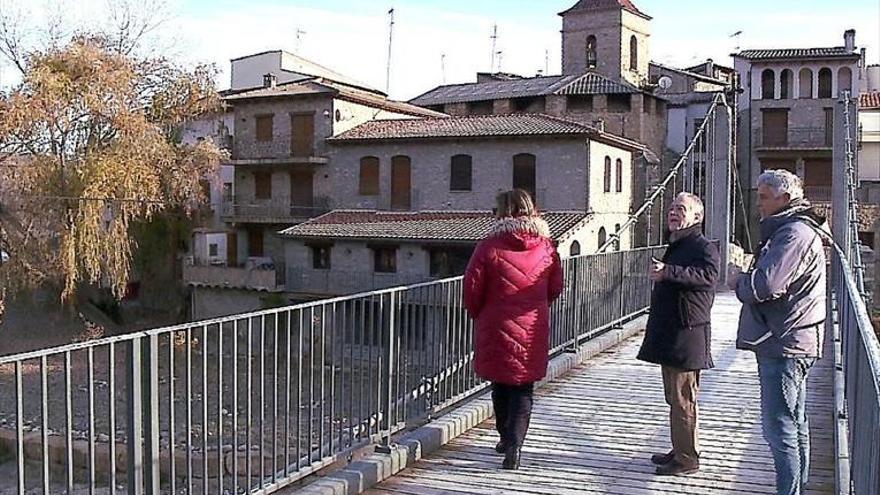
xmin=463 ymin=189 xmax=564 ymax=470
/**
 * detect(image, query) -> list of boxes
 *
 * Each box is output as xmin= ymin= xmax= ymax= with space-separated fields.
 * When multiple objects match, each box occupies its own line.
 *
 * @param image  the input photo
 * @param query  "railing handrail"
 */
xmin=0 ymin=246 xmax=659 ymax=364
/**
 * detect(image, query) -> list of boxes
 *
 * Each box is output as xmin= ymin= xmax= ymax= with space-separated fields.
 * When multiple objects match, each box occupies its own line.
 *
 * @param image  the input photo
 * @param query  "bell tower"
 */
xmin=560 ymin=0 xmax=651 ymax=86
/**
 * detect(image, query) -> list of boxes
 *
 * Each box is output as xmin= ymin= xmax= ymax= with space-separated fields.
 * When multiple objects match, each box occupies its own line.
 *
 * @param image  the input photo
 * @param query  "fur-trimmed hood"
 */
xmin=487 ymin=215 xmax=552 ymax=250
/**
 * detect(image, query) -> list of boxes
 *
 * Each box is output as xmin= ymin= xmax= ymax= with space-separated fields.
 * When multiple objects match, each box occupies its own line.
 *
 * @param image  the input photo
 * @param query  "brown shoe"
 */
xmin=650 ymin=451 xmax=674 ymax=465
xmin=655 ymin=458 xmax=699 ymax=476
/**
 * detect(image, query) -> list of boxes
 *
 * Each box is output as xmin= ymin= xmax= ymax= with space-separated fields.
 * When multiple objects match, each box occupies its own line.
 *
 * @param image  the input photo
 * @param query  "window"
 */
xmin=598 ymin=227 xmax=607 ymax=247
xmin=643 ymin=94 xmax=652 ymax=114
xmin=359 ymin=156 xmax=380 ymax=195
xmin=513 ymin=97 xmax=545 ymax=113
xmin=247 ymin=229 xmax=264 ymax=257
xmin=818 ymin=68 xmax=832 ymax=98
xmin=780 ymin=69 xmax=793 ymax=99
xmin=429 ymin=247 xmax=474 ymax=277
xmin=799 ymin=68 xmax=813 ymax=99
xmin=450 ymin=155 xmax=472 ymax=191
xmin=310 ymin=245 xmax=331 ymax=270
xmin=838 ymin=67 xmax=853 ymax=95
xmin=615 ymin=158 xmax=623 ymax=192
xmin=208 ymin=243 xmax=219 ymax=257
xmin=373 ymin=247 xmax=397 ymax=273
xmin=512 ymin=153 xmax=536 ymax=199
xmin=586 ymin=35 xmax=597 ymax=68
xmin=254 ymin=172 xmax=272 ymax=200
xmin=569 ymin=241 xmax=581 ymax=257
xmin=629 ymin=35 xmax=638 ymax=71
xmin=604 ymin=156 xmax=612 ymax=193
xmin=761 ymin=69 xmax=775 ymax=99
xmin=222 ymin=182 xmax=233 ymax=201
xmin=255 ymin=114 xmax=274 ymax=142
xmin=468 ymin=100 xmax=494 ymax=115
xmin=607 ymin=94 xmax=632 ymax=113
xmin=567 ymin=95 xmax=593 ymax=112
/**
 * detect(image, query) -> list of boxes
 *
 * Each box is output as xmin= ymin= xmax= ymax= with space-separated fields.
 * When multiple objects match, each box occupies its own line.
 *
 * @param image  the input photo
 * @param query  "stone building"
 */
xmin=280 ymin=211 xmax=594 ymax=297
xmin=733 ymin=30 xmax=863 ymax=240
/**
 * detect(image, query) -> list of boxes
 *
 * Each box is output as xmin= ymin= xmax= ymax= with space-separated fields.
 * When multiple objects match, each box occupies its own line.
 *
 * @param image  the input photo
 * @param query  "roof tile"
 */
xmin=860 ymin=92 xmax=880 ymax=110
xmin=735 ymin=47 xmax=858 ymax=60
xmin=279 ymin=210 xmax=591 ymax=243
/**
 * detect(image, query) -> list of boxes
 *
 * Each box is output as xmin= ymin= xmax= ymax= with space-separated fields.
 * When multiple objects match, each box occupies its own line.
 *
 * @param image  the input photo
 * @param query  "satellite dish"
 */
xmin=658 ymin=76 xmax=673 ymax=90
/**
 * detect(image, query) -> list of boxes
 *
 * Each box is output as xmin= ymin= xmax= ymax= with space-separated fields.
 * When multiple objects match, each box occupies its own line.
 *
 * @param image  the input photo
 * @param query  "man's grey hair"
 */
xmin=757 ymin=169 xmax=804 ymax=200
xmin=673 ymin=192 xmax=704 ymax=219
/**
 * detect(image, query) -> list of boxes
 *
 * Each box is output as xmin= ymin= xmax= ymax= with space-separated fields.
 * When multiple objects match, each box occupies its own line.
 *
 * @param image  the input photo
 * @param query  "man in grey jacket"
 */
xmin=732 ymin=169 xmax=826 ymax=495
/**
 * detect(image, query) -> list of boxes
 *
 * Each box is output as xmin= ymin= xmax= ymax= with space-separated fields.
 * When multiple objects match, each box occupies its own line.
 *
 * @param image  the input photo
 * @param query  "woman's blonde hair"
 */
xmin=494 ymin=189 xmax=537 ymax=218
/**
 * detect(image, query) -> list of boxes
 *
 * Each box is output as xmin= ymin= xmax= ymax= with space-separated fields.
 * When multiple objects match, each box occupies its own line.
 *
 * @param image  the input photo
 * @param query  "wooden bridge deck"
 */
xmin=366 ymin=292 xmax=835 ymax=495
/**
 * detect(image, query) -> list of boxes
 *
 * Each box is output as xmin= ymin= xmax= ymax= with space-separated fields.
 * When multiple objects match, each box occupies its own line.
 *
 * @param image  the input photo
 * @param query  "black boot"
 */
xmin=501 ymin=446 xmax=521 ymax=470
xmin=495 ymin=440 xmax=507 ymax=454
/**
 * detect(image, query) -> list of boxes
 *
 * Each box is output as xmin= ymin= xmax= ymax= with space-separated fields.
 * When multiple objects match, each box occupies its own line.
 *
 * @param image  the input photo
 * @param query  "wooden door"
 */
xmin=226 ymin=232 xmax=238 ymax=267
xmin=291 ymin=113 xmax=315 ymax=157
xmin=762 ymin=109 xmax=789 ymax=146
xmin=391 ymin=156 xmax=411 ymax=210
xmin=247 ymin=229 xmax=264 ymax=257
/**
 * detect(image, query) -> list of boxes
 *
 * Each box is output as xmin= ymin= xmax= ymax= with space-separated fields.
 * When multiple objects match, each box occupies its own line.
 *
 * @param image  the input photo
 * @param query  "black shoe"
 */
xmin=501 ymin=446 xmax=521 ymax=470
xmin=655 ymin=458 xmax=699 ymax=476
xmin=495 ymin=441 xmax=506 ymax=454
xmin=651 ymin=451 xmax=674 ymax=465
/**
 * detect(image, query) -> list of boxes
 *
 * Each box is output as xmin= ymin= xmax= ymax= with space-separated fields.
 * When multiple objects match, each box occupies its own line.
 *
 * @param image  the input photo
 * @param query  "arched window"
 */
xmin=818 ymin=68 xmax=833 ymax=98
xmin=450 ymin=154 xmax=472 ymax=191
xmin=586 ymin=35 xmax=597 ymax=68
xmin=615 ymin=158 xmax=623 ymax=192
xmin=604 ymin=156 xmax=612 ymax=193
xmin=629 ymin=36 xmax=638 ymax=71
xmin=761 ymin=69 xmax=775 ymax=99
xmin=598 ymin=227 xmax=607 ymax=248
xmin=512 ymin=153 xmax=537 ymax=200
xmin=780 ymin=69 xmax=793 ymax=99
xmin=799 ymin=68 xmax=813 ymax=99
xmin=569 ymin=241 xmax=581 ymax=257
xmin=359 ymin=156 xmax=380 ymax=195
xmin=838 ymin=67 xmax=853 ymax=96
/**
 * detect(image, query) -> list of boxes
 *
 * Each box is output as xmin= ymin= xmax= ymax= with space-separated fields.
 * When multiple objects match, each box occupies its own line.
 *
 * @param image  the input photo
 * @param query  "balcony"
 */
xmin=183 ymin=259 xmax=283 ymax=291
xmin=754 ymin=126 xmax=832 ymax=150
xmin=803 ymin=186 xmax=832 ymax=202
xmin=220 ymin=196 xmax=332 ymax=224
xmin=229 ymin=156 xmax=329 ymax=166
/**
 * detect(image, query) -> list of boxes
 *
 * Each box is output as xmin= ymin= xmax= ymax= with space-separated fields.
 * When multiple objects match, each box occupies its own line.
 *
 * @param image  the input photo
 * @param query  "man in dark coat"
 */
xmin=637 ymin=192 xmax=720 ymax=476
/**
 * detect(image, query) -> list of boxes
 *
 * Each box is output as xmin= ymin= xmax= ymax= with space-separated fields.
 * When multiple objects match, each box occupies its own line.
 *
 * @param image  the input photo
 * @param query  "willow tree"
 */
xmin=0 ymin=35 xmax=222 ymax=306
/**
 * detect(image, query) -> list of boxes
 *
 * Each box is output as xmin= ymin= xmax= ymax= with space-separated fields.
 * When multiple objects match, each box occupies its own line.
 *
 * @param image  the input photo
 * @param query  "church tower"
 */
xmin=560 ymin=0 xmax=651 ymax=86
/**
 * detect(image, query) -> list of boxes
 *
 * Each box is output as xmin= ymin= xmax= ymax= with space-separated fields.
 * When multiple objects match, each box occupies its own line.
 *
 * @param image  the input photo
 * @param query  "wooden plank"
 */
xmin=366 ymin=293 xmax=835 ymax=495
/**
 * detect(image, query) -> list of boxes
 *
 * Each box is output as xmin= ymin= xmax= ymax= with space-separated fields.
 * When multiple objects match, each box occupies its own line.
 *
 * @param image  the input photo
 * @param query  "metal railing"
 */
xmin=0 ymin=247 xmax=660 ymax=494
xmin=754 ymin=126 xmax=832 ymax=148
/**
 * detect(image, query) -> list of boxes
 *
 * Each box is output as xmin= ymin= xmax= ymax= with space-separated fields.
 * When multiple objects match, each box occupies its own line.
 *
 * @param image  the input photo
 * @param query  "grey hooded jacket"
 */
xmin=735 ymin=201 xmax=827 ymax=358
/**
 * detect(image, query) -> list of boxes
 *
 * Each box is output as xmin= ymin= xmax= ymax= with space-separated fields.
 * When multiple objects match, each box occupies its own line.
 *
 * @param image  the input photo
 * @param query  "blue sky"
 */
xmin=2 ymin=0 xmax=878 ymax=99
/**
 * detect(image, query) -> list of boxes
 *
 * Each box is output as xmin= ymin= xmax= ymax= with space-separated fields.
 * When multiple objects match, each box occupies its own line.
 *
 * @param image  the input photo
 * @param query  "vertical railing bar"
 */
xmin=217 ymin=323 xmax=224 ymax=494
xmin=167 ymin=335 xmax=175 ymax=495
xmin=87 ymin=348 xmax=96 ymax=495
xmin=40 ymin=355 xmax=50 ymax=495
xmin=201 ymin=325 xmax=208 ymax=495
xmin=65 ymin=351 xmax=74 ymax=495
xmin=185 ymin=328 xmax=192 ymax=495
xmin=319 ymin=305 xmax=326 ymax=459
xmin=284 ymin=310 xmax=291 ymax=477
xmin=127 ymin=338 xmax=144 ymax=495
xmin=365 ymin=298 xmax=374 ymax=438
xmin=15 ymin=361 xmax=25 ymax=495
xmin=307 ymin=307 xmax=314 ymax=463
xmin=273 ymin=312 xmax=279 ymax=482
xmin=358 ymin=300 xmax=366 ymax=441
xmin=232 ymin=320 xmax=239 ymax=495
xmin=108 ymin=341 xmax=116 ymax=495
xmin=296 ymin=310 xmax=303 ymax=470
xmin=246 ymin=317 xmax=252 ymax=491
xmin=259 ymin=315 xmax=266 ymax=487
xmin=348 ymin=301 xmax=355 ymax=446
xmin=328 ymin=303 xmax=336 ymax=457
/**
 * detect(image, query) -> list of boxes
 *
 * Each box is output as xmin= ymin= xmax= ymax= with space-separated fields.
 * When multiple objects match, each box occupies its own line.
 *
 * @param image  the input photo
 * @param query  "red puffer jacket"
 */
xmin=463 ymin=216 xmax=564 ymax=386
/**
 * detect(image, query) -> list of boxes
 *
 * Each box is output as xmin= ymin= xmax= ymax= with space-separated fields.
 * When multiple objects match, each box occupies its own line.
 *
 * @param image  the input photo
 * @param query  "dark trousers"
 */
xmin=491 ymin=382 xmax=535 ymax=448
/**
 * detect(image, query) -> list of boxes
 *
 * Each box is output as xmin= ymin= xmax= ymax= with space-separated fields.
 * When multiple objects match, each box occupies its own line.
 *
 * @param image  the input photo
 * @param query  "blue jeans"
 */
xmin=757 ymin=356 xmax=816 ymax=495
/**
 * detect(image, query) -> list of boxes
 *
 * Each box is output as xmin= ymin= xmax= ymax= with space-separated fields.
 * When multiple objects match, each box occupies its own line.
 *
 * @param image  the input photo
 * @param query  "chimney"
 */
xmin=705 ymin=58 xmax=715 ymax=77
xmin=263 ymin=73 xmax=277 ymax=88
xmin=844 ymin=29 xmax=856 ymax=52
xmin=861 ymin=47 xmax=867 ymax=68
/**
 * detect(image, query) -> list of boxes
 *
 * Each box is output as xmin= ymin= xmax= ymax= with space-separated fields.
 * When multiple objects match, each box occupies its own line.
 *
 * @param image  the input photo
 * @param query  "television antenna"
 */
xmin=490 ymin=23 xmax=498 ymax=72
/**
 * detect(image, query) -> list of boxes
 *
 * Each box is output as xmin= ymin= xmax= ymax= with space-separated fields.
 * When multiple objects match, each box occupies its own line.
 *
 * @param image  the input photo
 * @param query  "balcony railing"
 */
xmin=221 ymin=196 xmax=332 ymax=223
xmin=183 ymin=258 xmax=283 ymax=291
xmin=803 ymin=186 xmax=832 ymax=202
xmin=754 ymin=126 xmax=832 ymax=149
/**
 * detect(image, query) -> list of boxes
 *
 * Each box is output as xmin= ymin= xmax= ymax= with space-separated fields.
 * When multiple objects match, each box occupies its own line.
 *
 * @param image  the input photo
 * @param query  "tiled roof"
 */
xmin=734 ymin=47 xmax=858 ymax=61
xmin=559 ymin=0 xmax=651 ymax=19
xmin=861 ymin=92 xmax=880 ymax=110
xmin=279 ymin=210 xmax=592 ymax=243
xmin=223 ymin=78 xmax=443 ymax=118
xmin=409 ymin=71 xmax=641 ymax=106
xmin=328 ymin=114 xmax=595 ymax=142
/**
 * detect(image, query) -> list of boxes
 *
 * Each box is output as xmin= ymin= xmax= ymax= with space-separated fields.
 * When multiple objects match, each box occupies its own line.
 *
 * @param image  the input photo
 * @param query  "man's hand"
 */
xmin=649 ymin=258 xmax=666 ymax=282
xmin=727 ymin=268 xmax=742 ymax=291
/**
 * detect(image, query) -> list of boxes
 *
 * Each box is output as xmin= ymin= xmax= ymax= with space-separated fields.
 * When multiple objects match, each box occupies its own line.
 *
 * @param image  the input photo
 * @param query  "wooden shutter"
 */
xmin=359 ymin=157 xmax=380 ymax=195
xmin=391 ymin=156 xmax=412 ymax=210
xmin=450 ymin=155 xmax=472 ymax=191
xmin=254 ymin=172 xmax=272 ymax=199
xmin=512 ymin=154 xmax=536 ymax=199
xmin=291 ymin=113 xmax=315 ymax=157
xmin=255 ymin=114 xmax=273 ymax=142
